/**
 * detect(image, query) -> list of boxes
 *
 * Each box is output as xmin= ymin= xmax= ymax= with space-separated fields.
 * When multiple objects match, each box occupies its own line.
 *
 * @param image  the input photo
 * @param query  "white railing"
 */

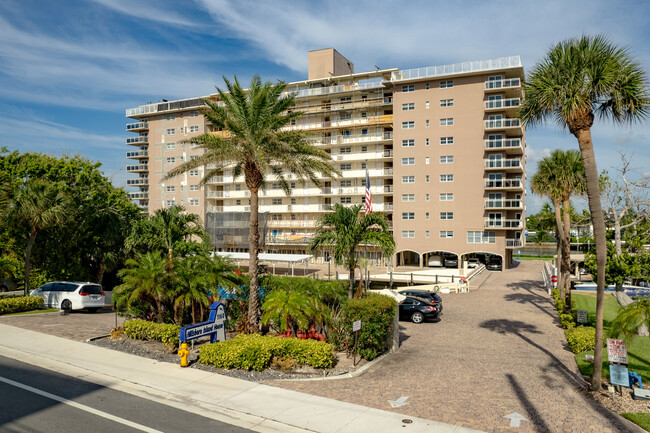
xmin=128 ymin=192 xmax=149 ymax=199
xmin=282 ymin=81 xmax=385 ymax=98
xmin=126 ymin=122 xmax=148 ymax=131
xmin=485 ymin=78 xmax=521 ymax=90
xmin=484 ymin=138 xmax=522 ymax=150
xmin=288 ymin=114 xmax=393 ymax=132
xmin=126 ymin=136 xmax=148 ymax=144
xmin=485 ymin=98 xmax=521 ymax=109
xmin=484 ymin=118 xmax=521 ymax=129
xmin=126 ymin=178 xmax=148 ymax=186
xmin=484 ymin=219 xmax=523 ymax=229
xmin=126 ymin=150 xmax=148 ymax=158
xmin=391 ymin=56 xmax=521 ymax=82
xmin=485 ymin=199 xmax=522 ymax=209
xmin=506 ymin=238 xmax=524 ymax=248
xmin=126 ymin=164 xmax=149 ymax=172
xmin=485 ymin=179 xmax=523 ymax=189
xmin=485 ymin=158 xmax=522 ymax=169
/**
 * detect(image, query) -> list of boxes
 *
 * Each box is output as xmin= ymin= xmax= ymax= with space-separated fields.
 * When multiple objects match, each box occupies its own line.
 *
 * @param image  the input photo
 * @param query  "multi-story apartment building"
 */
xmin=125 ymin=48 xmax=525 ymax=269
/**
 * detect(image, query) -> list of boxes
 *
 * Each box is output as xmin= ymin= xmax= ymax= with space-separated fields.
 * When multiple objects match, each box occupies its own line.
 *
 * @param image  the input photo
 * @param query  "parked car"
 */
xmin=398 ymin=289 xmax=443 ymax=314
xmin=428 ymin=255 xmax=443 ymax=267
xmin=443 ymin=254 xmax=458 ymax=268
xmin=30 ymin=281 xmax=105 ymax=312
xmin=398 ymin=296 xmax=441 ymax=323
xmin=467 ymin=258 xmax=481 ymax=268
xmin=0 ymin=278 xmax=18 ymax=292
xmin=486 ymin=256 xmax=502 ymax=271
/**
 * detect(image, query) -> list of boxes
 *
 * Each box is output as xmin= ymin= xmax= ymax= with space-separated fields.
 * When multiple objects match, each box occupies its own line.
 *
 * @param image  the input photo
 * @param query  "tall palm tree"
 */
xmin=531 ymin=150 xmax=586 ymax=309
xmin=8 ymin=179 xmax=69 ymax=294
xmin=309 ymin=204 xmax=395 ymax=299
xmin=520 ymin=35 xmax=649 ymax=390
xmin=165 ymin=76 xmax=337 ymax=330
xmin=114 ymin=252 xmax=169 ymax=322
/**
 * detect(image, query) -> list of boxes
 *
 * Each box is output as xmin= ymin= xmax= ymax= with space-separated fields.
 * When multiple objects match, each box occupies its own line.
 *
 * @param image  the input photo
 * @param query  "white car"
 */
xmin=467 ymin=258 xmax=481 ymax=268
xmin=30 ymin=281 xmax=105 ymax=312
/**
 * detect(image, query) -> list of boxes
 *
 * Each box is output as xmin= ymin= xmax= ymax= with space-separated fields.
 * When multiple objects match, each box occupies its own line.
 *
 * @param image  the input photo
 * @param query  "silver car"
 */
xmin=30 ymin=281 xmax=105 ymax=312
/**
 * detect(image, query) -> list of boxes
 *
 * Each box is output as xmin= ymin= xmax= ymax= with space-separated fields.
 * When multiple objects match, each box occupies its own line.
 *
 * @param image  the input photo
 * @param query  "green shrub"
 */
xmin=552 ymin=289 xmax=560 ymax=301
xmin=559 ymin=313 xmax=575 ymax=329
xmin=343 ymin=293 xmax=397 ymax=361
xmin=554 ymin=298 xmax=566 ymax=312
xmin=122 ymin=319 xmax=180 ymax=349
xmin=0 ymin=296 xmax=44 ymax=315
xmin=566 ymin=326 xmax=596 ymax=353
xmin=198 ymin=334 xmax=334 ymax=371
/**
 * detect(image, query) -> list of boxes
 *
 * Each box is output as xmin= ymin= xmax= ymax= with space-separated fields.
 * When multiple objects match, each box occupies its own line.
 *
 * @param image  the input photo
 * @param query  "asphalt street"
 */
xmin=0 ymin=355 xmax=253 ymax=433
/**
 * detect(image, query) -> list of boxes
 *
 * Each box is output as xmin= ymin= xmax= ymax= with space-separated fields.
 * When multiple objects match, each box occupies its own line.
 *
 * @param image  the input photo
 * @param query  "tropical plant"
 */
xmin=261 ymin=288 xmax=315 ymax=336
xmin=609 ymin=298 xmax=650 ymax=339
xmin=164 ymin=76 xmax=338 ymax=330
xmin=7 ymin=179 xmax=70 ymax=294
xmin=309 ymin=204 xmax=395 ymax=299
xmin=531 ymin=150 xmax=586 ymax=309
xmin=114 ymin=252 xmax=169 ymax=322
xmin=520 ymin=34 xmax=650 ymax=390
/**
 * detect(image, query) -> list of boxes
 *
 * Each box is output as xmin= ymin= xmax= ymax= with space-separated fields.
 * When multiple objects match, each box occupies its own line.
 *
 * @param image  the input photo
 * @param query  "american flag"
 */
xmin=365 ymin=168 xmax=372 ymax=215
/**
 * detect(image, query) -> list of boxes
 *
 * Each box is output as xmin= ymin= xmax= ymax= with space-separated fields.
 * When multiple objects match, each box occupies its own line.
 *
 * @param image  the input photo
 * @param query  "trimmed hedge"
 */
xmin=566 ymin=326 xmax=596 ymax=354
xmin=344 ymin=293 xmax=397 ymax=361
xmin=122 ymin=319 xmax=180 ymax=349
xmin=0 ymin=296 xmax=44 ymax=315
xmin=198 ymin=334 xmax=334 ymax=371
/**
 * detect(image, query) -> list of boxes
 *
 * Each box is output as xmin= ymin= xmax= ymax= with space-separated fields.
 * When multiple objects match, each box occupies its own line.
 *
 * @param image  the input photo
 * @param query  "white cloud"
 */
xmin=90 ymin=0 xmax=199 ymax=27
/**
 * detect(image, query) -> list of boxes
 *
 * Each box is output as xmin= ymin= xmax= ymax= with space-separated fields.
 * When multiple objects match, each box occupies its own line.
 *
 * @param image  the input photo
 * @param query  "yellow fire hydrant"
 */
xmin=178 ymin=342 xmax=190 ymax=367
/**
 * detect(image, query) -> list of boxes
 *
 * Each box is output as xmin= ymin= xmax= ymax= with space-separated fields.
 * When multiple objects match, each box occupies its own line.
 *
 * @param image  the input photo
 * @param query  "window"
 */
xmin=340 ymin=96 xmax=351 ymax=104
xmin=166 ymin=142 xmax=176 ymax=150
xmin=190 ymin=198 xmax=199 ymax=206
xmin=340 ymin=163 xmax=351 ymax=170
xmin=361 ymin=129 xmax=368 ymax=135
xmin=166 ymin=157 xmax=176 ymax=164
xmin=190 ymin=142 xmax=199 ymax=149
xmin=402 ymin=194 xmax=415 ymax=202
xmin=440 ymin=80 xmax=454 ymax=88
xmin=361 ymin=145 xmax=367 ymax=152
xmin=272 ymin=198 xmax=282 ymax=205
xmin=425 ymin=175 xmax=430 ymax=183
xmin=340 ymin=197 xmax=351 ymax=204
xmin=402 ymin=230 xmax=415 ymax=238
xmin=440 ymin=212 xmax=454 ymax=220
xmin=440 ymin=118 xmax=454 ymax=126
xmin=402 ymin=157 xmax=415 ymax=166
xmin=440 ymin=193 xmax=454 ymax=201
xmin=425 ymin=157 xmax=430 ymax=165
xmin=402 ymin=103 xmax=415 ymax=111
xmin=190 ymin=185 xmax=199 ymax=191
xmin=166 ymin=128 xmax=175 ymax=135
xmin=426 ymin=193 xmax=430 ymax=201
xmin=166 ymin=199 xmax=175 ymax=207
xmin=189 ymin=169 xmax=199 ymax=176
xmin=166 ymin=114 xmax=175 ymax=121
xmin=340 ymin=147 xmax=352 ymax=154
xmin=425 ymin=212 xmax=430 ymax=219
xmin=440 ymin=155 xmax=454 ymax=164
xmin=402 ymin=212 xmax=415 ymax=220
xmin=402 ymin=85 xmax=415 ymax=93
xmin=361 ymin=162 xmax=367 ymax=169
xmin=290 ymin=198 xmax=296 ymax=204
xmin=425 ymin=101 xmax=430 ymax=109
xmin=425 ymin=138 xmax=430 ymax=146
xmin=340 ymin=130 xmax=351 ymax=136
xmin=236 ymin=199 xmax=241 ymax=205
xmin=402 ymin=121 xmax=415 ymax=129
xmin=402 ymin=139 xmax=415 ymax=147
xmin=340 ymin=180 xmax=352 ymax=187
xmin=425 ymin=231 xmax=430 ymax=238
xmin=272 ymin=183 xmax=281 ymax=190
xmin=166 ymin=185 xmax=175 ymax=192
xmin=440 ymin=174 xmax=454 ymax=182
xmin=189 ymin=111 xmax=199 ymax=117
xmin=425 ymin=83 xmax=430 ymax=90
xmin=440 ymin=231 xmax=454 ymax=239
xmin=189 ymin=125 xmax=199 ymax=133
xmin=290 ymin=182 xmax=296 ymax=189
xmin=467 ymin=231 xmax=496 ymax=244
xmin=440 ymin=137 xmax=454 ymax=145
xmin=425 ymin=120 xmax=430 ymax=127
xmin=440 ymin=99 xmax=454 ymax=107
xmin=402 ymin=176 xmax=415 ymax=183
xmin=340 ymin=112 xmax=351 ymax=120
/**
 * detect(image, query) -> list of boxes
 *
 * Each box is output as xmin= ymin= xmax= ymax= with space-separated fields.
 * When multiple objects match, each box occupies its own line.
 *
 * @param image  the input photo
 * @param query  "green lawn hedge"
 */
xmin=0 ymin=296 xmax=44 ymax=315
xmin=198 ymin=334 xmax=334 ymax=371
xmin=122 ymin=319 xmax=180 ymax=349
xmin=344 ymin=292 xmax=397 ymax=361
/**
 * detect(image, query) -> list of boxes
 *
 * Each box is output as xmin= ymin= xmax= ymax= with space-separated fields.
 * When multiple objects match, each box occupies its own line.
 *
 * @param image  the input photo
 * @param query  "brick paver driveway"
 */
xmin=270 ymin=261 xmax=642 ymax=433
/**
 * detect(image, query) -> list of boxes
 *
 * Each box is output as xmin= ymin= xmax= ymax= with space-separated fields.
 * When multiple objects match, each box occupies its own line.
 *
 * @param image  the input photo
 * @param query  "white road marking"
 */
xmin=0 ymin=375 xmax=164 ymax=433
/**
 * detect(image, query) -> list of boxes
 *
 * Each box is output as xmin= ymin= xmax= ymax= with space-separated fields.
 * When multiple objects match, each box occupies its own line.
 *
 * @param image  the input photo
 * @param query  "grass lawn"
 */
xmin=622 ymin=413 xmax=650 ymax=431
xmin=4 ymin=308 xmax=59 ymax=316
xmin=517 ymin=255 xmax=555 ymax=261
xmin=572 ymin=292 xmax=650 ymax=383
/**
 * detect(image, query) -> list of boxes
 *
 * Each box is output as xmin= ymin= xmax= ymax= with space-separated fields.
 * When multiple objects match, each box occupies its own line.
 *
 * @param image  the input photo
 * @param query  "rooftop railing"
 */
xmin=391 ymin=56 xmax=521 ymax=82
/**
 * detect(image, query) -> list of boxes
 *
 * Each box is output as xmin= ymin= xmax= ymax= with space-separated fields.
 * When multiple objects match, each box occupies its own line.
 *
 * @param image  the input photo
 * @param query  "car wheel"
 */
xmin=87 ymin=307 xmax=99 ymax=313
xmin=0 ymin=285 xmax=8 ymax=293
xmin=61 ymin=299 xmax=72 ymax=311
xmin=411 ymin=311 xmax=424 ymax=324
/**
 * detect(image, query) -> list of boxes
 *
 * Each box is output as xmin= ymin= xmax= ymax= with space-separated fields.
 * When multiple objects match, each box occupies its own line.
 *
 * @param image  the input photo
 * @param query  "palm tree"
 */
xmin=165 ymin=76 xmax=338 ymax=330
xmin=520 ymin=35 xmax=649 ymax=390
xmin=114 ymin=252 xmax=169 ymax=322
xmin=8 ymin=179 xmax=69 ymax=294
xmin=309 ymin=204 xmax=395 ymax=299
xmin=609 ymin=298 xmax=650 ymax=339
xmin=172 ymin=255 xmax=212 ymax=324
xmin=531 ymin=150 xmax=586 ymax=309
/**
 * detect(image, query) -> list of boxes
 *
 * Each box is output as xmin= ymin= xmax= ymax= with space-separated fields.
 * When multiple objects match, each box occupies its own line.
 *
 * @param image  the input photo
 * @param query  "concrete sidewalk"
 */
xmin=0 ymin=323 xmax=483 ymax=433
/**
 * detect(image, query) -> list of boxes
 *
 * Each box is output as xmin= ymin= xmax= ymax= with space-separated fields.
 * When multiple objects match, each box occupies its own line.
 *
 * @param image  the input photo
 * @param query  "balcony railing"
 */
xmin=484 ymin=138 xmax=522 ymax=150
xmin=207 ymin=206 xmax=224 ymax=213
xmin=484 ymin=98 xmax=521 ymax=110
xmin=506 ymin=238 xmax=524 ymax=248
xmin=485 ymin=78 xmax=521 ymax=90
xmin=384 ymin=203 xmax=394 ymax=211
xmin=128 ymin=192 xmax=149 ymax=200
xmin=383 ymin=149 xmax=393 ymax=157
xmin=289 ymin=96 xmax=393 ymax=114
xmin=126 ymin=164 xmax=149 ymax=172
xmin=126 ymin=122 xmax=148 ymax=131
xmin=126 ymin=136 xmax=148 ymax=145
xmin=485 ymin=179 xmax=523 ymax=189
xmin=321 ymin=132 xmax=392 ymax=145
xmin=384 ymin=185 xmax=394 ymax=193
xmin=384 ymin=168 xmax=393 ymax=175
xmin=391 ymin=56 xmax=522 ymax=82
xmin=484 ymin=219 xmax=523 ymax=229
xmin=485 ymin=158 xmax=522 ymax=169
xmin=126 ymin=150 xmax=148 ymax=158
xmin=288 ymin=114 xmax=393 ymax=132
xmin=485 ymin=199 xmax=522 ymax=209
xmin=126 ymin=178 xmax=149 ymax=186
xmin=484 ymin=118 xmax=521 ymax=129
xmin=283 ymin=81 xmax=385 ymax=99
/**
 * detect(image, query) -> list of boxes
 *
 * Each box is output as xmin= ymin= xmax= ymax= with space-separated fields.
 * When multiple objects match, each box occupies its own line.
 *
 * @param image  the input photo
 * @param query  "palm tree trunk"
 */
xmin=348 ymin=265 xmax=355 ymax=299
xmin=562 ymin=198 xmax=572 ymax=312
xmin=576 ymin=127 xmax=606 ymax=391
xmin=552 ymin=199 xmax=564 ymax=301
xmin=248 ymin=187 xmax=261 ymax=331
xmin=24 ymin=226 xmax=38 ymax=296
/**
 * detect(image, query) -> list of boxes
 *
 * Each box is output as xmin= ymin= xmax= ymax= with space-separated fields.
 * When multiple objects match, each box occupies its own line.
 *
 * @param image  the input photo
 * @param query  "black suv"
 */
xmin=398 ymin=289 xmax=443 ymax=314
xmin=398 ymin=296 xmax=441 ymax=323
xmin=486 ymin=256 xmax=502 ymax=271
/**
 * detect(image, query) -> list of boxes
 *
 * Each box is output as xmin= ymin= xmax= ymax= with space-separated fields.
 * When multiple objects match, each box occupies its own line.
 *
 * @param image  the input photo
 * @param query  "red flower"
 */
xmin=367 ymin=338 xmax=372 ymax=342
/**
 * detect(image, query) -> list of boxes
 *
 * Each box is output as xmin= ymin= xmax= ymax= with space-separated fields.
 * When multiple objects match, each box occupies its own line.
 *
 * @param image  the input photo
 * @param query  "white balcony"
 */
xmin=126 ymin=178 xmax=149 ymax=186
xmin=484 ymin=179 xmax=523 ymax=190
xmin=288 ymin=114 xmax=393 ymax=132
xmin=484 ymin=78 xmax=521 ymax=91
xmin=126 ymin=136 xmax=148 ymax=145
xmin=126 ymin=122 xmax=148 ymax=132
xmin=484 ymin=98 xmax=521 ymax=110
xmin=392 ymin=56 xmax=522 ymax=82
xmin=126 ymin=164 xmax=149 ymax=173
xmin=484 ymin=138 xmax=523 ymax=153
xmin=485 ymin=158 xmax=523 ymax=172
xmin=506 ymin=238 xmax=524 ymax=248
xmin=292 ymin=96 xmax=393 ymax=115
xmin=484 ymin=199 xmax=523 ymax=209
xmin=484 ymin=219 xmax=523 ymax=229
xmin=484 ymin=118 xmax=522 ymax=130
xmin=128 ymin=192 xmax=149 ymax=200
xmin=126 ymin=149 xmax=148 ymax=159
xmin=282 ymin=81 xmax=385 ymax=98
xmin=207 ymin=206 xmax=224 ymax=213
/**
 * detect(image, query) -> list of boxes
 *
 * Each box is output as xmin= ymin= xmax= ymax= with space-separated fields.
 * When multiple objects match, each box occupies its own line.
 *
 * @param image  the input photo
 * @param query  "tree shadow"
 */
xmin=506 ymin=373 xmax=551 ymax=433
xmin=504 ymin=292 xmax=557 ymax=320
xmin=398 ymin=324 xmax=410 ymax=344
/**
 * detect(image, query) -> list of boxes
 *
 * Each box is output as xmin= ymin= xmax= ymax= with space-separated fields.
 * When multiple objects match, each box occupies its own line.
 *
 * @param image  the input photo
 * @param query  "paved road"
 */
xmin=0 ymin=355 xmax=252 ymax=433
xmin=269 ymin=261 xmax=643 ymax=433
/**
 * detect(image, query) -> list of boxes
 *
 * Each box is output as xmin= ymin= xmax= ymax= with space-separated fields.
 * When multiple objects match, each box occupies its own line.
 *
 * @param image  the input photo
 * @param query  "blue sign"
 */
xmin=180 ymin=302 xmax=227 ymax=343
xmin=610 ymin=364 xmax=630 ymax=387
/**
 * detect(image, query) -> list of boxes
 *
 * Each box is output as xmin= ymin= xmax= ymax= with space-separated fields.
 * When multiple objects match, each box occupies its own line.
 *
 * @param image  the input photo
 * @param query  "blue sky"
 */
xmin=2 ymin=0 xmax=649 ymax=214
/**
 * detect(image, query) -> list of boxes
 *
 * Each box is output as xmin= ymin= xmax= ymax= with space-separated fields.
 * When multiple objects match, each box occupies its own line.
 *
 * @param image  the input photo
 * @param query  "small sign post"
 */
xmin=178 ymin=302 xmax=227 ymax=367
xmin=607 ymin=338 xmax=629 ymax=394
xmin=577 ymin=310 xmax=588 ymax=324
xmin=352 ymin=320 xmax=361 ymax=366
xmin=607 ymin=338 xmax=628 ymax=364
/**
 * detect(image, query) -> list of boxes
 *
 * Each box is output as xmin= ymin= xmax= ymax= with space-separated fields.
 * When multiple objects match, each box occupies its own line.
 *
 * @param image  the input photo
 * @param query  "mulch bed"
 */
xmin=583 ymin=380 xmax=650 ymax=414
